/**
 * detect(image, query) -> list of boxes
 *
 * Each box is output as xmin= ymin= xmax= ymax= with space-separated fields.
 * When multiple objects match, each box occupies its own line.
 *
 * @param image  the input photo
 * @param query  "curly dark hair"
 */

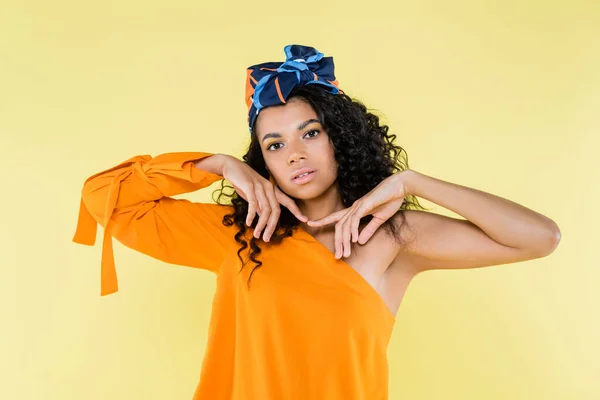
xmin=212 ymin=84 xmax=428 ymax=287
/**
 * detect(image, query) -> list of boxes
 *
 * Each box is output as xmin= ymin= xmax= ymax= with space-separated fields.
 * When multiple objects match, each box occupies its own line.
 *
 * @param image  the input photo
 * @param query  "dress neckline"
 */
xmin=292 ymin=225 xmax=397 ymax=325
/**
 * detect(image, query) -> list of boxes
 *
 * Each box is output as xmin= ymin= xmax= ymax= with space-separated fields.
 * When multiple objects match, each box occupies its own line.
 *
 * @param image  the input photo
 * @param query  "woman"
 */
xmin=73 ymin=44 xmax=561 ymax=399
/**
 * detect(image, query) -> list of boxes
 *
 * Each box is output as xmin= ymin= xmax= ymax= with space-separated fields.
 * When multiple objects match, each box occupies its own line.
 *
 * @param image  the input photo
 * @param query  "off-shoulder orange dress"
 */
xmin=73 ymin=152 xmax=396 ymax=399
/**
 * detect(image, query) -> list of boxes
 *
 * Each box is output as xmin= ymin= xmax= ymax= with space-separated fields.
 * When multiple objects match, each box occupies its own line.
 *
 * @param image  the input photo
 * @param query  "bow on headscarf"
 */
xmin=245 ymin=44 xmax=343 ymax=134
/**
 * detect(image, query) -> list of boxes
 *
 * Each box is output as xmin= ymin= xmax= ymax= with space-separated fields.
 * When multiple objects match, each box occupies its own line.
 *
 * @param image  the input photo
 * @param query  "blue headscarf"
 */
xmin=245 ymin=44 xmax=343 ymax=135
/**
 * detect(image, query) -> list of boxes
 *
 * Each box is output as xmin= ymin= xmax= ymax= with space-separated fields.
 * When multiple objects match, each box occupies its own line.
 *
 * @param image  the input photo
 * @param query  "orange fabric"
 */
xmin=245 ymin=69 xmax=257 ymax=109
xmin=73 ymin=152 xmax=396 ymax=399
xmin=274 ymin=76 xmax=286 ymax=104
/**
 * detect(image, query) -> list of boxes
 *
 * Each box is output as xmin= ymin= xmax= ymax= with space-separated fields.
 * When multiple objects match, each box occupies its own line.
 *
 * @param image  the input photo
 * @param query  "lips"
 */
xmin=290 ymin=168 xmax=316 ymax=181
xmin=291 ymin=170 xmax=316 ymax=184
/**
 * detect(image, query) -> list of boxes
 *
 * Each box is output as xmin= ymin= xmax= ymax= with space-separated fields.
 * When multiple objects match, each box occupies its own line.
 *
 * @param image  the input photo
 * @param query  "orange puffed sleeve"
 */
xmin=72 ymin=152 xmax=236 ymax=296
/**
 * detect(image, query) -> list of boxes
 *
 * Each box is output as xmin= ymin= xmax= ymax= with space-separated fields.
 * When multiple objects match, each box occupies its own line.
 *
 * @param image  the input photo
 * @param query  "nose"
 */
xmin=287 ymin=140 xmax=307 ymax=165
xmin=288 ymin=154 xmax=306 ymax=165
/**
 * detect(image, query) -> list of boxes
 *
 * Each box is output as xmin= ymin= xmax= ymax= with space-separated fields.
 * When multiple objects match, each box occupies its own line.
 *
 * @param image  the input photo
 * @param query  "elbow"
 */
xmin=534 ymin=221 xmax=562 ymax=257
xmin=548 ymin=222 xmax=562 ymax=253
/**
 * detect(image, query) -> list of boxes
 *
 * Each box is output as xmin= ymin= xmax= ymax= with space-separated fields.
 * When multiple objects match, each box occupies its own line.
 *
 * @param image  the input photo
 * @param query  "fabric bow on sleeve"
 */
xmin=245 ymin=44 xmax=343 ymax=134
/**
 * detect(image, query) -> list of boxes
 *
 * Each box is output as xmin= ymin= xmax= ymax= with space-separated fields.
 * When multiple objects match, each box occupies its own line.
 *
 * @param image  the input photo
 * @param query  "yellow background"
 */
xmin=2 ymin=1 xmax=598 ymax=399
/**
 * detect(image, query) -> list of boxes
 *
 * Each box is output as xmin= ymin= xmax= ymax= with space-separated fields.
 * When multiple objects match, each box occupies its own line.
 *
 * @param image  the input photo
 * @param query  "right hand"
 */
xmin=221 ymin=155 xmax=308 ymax=242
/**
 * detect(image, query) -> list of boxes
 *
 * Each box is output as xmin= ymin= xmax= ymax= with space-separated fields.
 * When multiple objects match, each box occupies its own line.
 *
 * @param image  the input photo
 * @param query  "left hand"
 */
xmin=307 ymin=171 xmax=412 ymax=259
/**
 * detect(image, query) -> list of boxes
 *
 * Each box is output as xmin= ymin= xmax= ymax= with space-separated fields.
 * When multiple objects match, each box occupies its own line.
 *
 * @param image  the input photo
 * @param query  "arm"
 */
xmin=396 ymin=170 xmax=561 ymax=273
xmin=73 ymin=152 xmax=237 ymax=296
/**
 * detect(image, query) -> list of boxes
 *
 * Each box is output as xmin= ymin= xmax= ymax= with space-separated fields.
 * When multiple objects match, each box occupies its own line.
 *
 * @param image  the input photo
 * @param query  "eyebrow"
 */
xmin=261 ymin=119 xmax=321 ymax=143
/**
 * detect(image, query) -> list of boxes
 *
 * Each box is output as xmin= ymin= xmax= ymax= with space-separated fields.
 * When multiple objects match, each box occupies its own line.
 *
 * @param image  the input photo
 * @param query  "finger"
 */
xmin=351 ymin=216 xmax=361 ymax=243
xmin=334 ymin=220 xmax=343 ymax=259
xmin=245 ymin=187 xmax=258 ymax=226
xmin=308 ymin=208 xmax=348 ymax=227
xmin=333 ymin=208 xmax=352 ymax=258
xmin=358 ymin=217 xmax=385 ymax=245
xmin=350 ymin=212 xmax=362 ymax=243
xmin=350 ymin=202 xmax=371 ymax=243
xmin=334 ymin=207 xmax=354 ymax=258
xmin=253 ymin=186 xmax=271 ymax=239
xmin=342 ymin=213 xmax=353 ymax=258
xmin=262 ymin=184 xmax=281 ymax=242
xmin=276 ymin=189 xmax=308 ymax=222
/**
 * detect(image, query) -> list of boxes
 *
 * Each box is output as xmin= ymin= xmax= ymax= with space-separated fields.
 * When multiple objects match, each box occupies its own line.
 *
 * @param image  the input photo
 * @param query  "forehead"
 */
xmin=255 ymin=98 xmax=318 ymax=138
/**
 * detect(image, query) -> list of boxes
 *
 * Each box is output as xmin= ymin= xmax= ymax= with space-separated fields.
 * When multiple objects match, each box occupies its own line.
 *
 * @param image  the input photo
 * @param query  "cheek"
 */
xmin=324 ymin=144 xmax=338 ymax=176
xmin=307 ymin=139 xmax=336 ymax=180
xmin=265 ymin=159 xmax=286 ymax=183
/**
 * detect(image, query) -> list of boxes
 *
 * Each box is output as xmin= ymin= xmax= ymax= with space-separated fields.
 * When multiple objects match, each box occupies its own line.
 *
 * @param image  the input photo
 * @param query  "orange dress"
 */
xmin=73 ymin=152 xmax=396 ymax=399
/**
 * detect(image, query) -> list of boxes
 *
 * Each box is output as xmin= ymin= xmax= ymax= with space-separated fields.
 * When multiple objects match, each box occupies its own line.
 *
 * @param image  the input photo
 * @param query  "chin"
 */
xmin=278 ymin=184 xmax=316 ymax=200
xmin=287 ymin=190 xmax=322 ymax=201
xmin=282 ymin=181 xmax=336 ymax=202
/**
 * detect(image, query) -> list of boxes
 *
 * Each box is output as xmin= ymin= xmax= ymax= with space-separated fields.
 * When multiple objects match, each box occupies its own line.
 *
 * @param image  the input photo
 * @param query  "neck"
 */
xmin=295 ymin=184 xmax=345 ymax=236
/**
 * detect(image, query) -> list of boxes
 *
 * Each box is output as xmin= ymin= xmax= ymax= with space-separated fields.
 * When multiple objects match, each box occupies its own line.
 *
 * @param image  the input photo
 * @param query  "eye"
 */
xmin=304 ymin=129 xmax=320 ymax=138
xmin=266 ymin=142 xmax=283 ymax=151
xmin=266 ymin=130 xmax=320 ymax=151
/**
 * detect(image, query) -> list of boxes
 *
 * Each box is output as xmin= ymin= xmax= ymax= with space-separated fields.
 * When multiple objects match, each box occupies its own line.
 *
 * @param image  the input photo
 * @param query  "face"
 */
xmin=254 ymin=97 xmax=338 ymax=200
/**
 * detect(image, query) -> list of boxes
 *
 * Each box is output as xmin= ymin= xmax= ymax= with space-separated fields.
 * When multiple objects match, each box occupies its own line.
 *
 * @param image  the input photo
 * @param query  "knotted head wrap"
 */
xmin=245 ymin=44 xmax=343 ymax=135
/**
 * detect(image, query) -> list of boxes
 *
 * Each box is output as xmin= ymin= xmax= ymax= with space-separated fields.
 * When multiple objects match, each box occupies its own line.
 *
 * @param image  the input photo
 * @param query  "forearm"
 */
xmin=403 ymin=170 xmax=561 ymax=252
xmin=81 ymin=152 xmax=224 ymax=225
xmin=194 ymin=153 xmax=231 ymax=176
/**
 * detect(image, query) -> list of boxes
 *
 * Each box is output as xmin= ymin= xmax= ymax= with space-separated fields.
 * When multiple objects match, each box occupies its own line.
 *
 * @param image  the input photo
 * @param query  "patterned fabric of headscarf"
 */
xmin=245 ymin=44 xmax=343 ymax=134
